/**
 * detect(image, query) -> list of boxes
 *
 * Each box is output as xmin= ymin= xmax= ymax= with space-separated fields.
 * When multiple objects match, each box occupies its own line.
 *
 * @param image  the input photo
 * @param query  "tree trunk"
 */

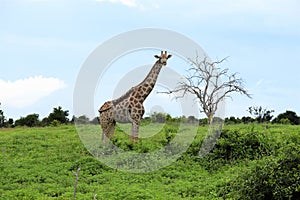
xmin=207 ymin=114 xmax=213 ymax=125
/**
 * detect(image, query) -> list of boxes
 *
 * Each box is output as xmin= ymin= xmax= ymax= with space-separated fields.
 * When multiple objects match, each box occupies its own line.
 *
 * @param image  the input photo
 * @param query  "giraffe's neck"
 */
xmin=112 ymin=61 xmax=163 ymax=106
xmin=136 ymin=60 xmax=163 ymax=99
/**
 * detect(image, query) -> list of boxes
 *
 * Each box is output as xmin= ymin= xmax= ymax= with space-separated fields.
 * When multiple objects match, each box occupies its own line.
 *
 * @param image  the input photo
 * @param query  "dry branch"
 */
xmin=159 ymin=56 xmax=251 ymax=124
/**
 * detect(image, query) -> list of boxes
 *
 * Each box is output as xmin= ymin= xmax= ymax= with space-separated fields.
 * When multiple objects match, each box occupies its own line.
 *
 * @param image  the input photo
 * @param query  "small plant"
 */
xmin=279 ymin=118 xmax=291 ymax=125
xmin=73 ymin=167 xmax=81 ymax=199
xmin=50 ymin=119 xmax=61 ymax=127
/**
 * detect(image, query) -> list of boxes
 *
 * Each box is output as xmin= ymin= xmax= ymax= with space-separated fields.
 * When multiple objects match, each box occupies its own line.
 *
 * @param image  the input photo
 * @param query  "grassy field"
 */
xmin=0 ymin=123 xmax=300 ymax=199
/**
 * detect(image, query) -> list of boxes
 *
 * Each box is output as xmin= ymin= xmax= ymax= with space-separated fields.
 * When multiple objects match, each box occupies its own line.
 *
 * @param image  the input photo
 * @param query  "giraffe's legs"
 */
xmin=130 ymin=121 xmax=140 ymax=143
xmin=101 ymin=121 xmax=115 ymax=142
xmin=99 ymin=109 xmax=115 ymax=142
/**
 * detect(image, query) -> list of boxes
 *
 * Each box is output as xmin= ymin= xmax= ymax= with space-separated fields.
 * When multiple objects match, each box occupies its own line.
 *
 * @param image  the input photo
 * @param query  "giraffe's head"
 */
xmin=154 ymin=51 xmax=172 ymax=66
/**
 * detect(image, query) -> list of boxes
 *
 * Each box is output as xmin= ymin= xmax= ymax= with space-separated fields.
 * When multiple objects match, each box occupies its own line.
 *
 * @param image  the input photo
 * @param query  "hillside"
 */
xmin=0 ymin=124 xmax=299 ymax=199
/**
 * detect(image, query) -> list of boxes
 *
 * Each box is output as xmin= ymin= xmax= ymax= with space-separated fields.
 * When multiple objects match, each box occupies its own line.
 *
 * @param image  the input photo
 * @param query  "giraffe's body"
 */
xmin=99 ymin=51 xmax=172 ymax=142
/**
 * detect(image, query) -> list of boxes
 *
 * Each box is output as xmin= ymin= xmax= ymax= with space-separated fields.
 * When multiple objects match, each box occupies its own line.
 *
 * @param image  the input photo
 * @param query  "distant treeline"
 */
xmin=0 ymin=106 xmax=70 ymax=128
xmin=0 ymin=105 xmax=299 ymax=128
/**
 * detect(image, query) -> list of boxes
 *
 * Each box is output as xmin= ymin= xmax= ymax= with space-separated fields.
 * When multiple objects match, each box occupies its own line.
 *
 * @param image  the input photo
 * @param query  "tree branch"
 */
xmin=158 ymin=56 xmax=251 ymax=124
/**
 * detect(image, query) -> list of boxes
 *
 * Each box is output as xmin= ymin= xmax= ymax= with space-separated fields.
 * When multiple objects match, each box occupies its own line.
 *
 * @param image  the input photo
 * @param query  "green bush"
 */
xmin=200 ymin=127 xmax=273 ymax=171
xmin=1 ymin=124 xmax=299 ymax=199
xmin=280 ymin=118 xmax=291 ymax=124
xmin=220 ymin=143 xmax=300 ymax=199
xmin=50 ymin=119 xmax=61 ymax=127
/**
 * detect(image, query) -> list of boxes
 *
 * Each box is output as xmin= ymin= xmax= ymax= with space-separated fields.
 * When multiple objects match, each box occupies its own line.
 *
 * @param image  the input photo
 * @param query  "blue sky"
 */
xmin=1 ymin=0 xmax=300 ymax=120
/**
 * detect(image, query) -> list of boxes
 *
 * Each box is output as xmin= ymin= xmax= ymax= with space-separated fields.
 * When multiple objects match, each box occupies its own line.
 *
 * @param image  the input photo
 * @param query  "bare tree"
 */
xmin=162 ymin=56 xmax=251 ymax=124
xmin=248 ymin=106 xmax=274 ymax=123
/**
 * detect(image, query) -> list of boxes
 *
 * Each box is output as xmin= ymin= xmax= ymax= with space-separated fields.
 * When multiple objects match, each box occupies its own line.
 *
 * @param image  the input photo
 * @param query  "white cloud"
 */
xmin=119 ymin=0 xmax=137 ymax=8
xmin=96 ymin=0 xmax=136 ymax=7
xmin=95 ymin=0 xmax=159 ymax=10
xmin=161 ymin=0 xmax=299 ymax=15
xmin=0 ymin=76 xmax=66 ymax=108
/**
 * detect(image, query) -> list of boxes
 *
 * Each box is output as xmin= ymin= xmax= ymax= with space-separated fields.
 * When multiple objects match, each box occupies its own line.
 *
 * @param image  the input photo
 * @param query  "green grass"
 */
xmin=0 ymin=123 xmax=299 ymax=199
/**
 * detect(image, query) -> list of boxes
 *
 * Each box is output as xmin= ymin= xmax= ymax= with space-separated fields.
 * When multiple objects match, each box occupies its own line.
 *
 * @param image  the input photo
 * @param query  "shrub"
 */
xmin=15 ymin=113 xmax=40 ymax=127
xmin=50 ymin=119 xmax=61 ymax=127
xmin=199 ymin=127 xmax=273 ymax=171
xmin=273 ymin=110 xmax=300 ymax=125
xmin=220 ymin=143 xmax=300 ymax=199
xmin=280 ymin=118 xmax=291 ymax=125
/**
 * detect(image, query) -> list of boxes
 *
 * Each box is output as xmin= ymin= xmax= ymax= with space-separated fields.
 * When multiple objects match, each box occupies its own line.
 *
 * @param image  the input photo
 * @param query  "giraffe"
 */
xmin=99 ymin=51 xmax=172 ymax=143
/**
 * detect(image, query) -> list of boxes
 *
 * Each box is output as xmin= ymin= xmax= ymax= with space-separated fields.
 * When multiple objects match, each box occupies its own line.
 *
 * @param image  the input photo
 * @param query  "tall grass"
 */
xmin=0 ymin=124 xmax=299 ymax=199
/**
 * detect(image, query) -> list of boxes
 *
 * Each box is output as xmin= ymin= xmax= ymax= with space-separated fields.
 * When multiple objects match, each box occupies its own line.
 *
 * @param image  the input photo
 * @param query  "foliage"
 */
xmin=43 ymin=106 xmax=69 ymax=125
xmin=50 ymin=119 xmax=61 ymax=127
xmin=220 ymin=143 xmax=300 ymax=199
xmin=198 ymin=118 xmax=208 ymax=125
xmin=15 ymin=113 xmax=40 ymax=127
xmin=279 ymin=118 xmax=290 ymax=124
xmin=141 ymin=113 xmax=201 ymax=125
xmin=3 ymin=106 xmax=300 ymax=128
xmin=150 ymin=112 xmax=167 ymax=123
xmin=241 ymin=116 xmax=255 ymax=124
xmin=0 ymin=103 xmax=13 ymax=128
xmin=90 ymin=117 xmax=100 ymax=125
xmin=273 ymin=110 xmax=300 ymax=125
xmin=74 ymin=115 xmax=90 ymax=124
xmin=248 ymin=106 xmax=275 ymax=123
xmin=0 ymin=103 xmax=5 ymax=128
xmin=0 ymin=124 xmax=300 ymax=199
xmin=71 ymin=115 xmax=100 ymax=125
xmin=225 ymin=116 xmax=255 ymax=124
xmin=7 ymin=118 xmax=14 ymax=127
xmin=225 ymin=116 xmax=242 ymax=124
xmin=199 ymin=125 xmax=273 ymax=171
xmin=11 ymin=106 xmax=70 ymax=127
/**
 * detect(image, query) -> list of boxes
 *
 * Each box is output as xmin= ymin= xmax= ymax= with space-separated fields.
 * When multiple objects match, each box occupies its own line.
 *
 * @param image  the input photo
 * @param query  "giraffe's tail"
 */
xmin=99 ymin=101 xmax=113 ymax=113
